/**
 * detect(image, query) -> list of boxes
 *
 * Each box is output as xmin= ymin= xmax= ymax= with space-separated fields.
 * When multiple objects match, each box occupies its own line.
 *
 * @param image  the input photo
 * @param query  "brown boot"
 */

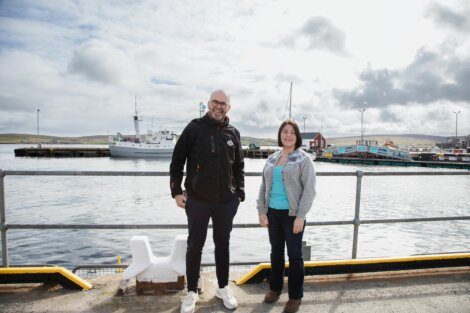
xmin=263 ymin=290 xmax=281 ymax=303
xmin=283 ymin=299 xmax=301 ymax=313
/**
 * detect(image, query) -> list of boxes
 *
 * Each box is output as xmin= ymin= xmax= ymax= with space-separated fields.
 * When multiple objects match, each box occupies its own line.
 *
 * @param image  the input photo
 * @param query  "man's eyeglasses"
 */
xmin=211 ymin=99 xmax=228 ymax=107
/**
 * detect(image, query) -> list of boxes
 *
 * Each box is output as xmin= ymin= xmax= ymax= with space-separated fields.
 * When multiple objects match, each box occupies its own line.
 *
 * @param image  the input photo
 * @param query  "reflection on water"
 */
xmin=1 ymin=144 xmax=469 ymax=268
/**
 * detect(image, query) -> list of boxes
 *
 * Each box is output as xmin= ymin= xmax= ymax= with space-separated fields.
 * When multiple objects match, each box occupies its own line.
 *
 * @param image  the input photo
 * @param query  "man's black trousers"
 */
xmin=185 ymin=197 xmax=239 ymax=292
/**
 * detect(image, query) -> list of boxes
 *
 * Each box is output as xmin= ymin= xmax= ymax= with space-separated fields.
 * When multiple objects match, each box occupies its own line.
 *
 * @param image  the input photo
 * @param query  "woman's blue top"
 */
xmin=268 ymin=166 xmax=290 ymax=210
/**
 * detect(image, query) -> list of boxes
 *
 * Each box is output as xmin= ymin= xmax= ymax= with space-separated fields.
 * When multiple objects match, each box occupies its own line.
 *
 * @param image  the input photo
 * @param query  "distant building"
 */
xmin=300 ymin=132 xmax=326 ymax=153
xmin=437 ymin=135 xmax=470 ymax=151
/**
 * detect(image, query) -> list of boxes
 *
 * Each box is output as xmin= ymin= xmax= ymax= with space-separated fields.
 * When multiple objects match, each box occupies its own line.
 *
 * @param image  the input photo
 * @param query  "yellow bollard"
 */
xmin=116 ymin=255 xmax=123 ymax=273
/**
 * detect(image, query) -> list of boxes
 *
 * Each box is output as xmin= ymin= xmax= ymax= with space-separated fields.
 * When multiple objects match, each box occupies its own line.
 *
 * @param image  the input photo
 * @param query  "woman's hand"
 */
xmin=293 ymin=217 xmax=304 ymax=234
xmin=259 ymin=213 xmax=269 ymax=227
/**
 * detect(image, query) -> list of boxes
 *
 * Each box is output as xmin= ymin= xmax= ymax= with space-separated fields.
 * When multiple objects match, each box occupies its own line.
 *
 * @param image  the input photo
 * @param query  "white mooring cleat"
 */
xmin=123 ymin=235 xmax=186 ymax=283
xmin=216 ymin=285 xmax=238 ymax=309
xmin=180 ymin=291 xmax=199 ymax=313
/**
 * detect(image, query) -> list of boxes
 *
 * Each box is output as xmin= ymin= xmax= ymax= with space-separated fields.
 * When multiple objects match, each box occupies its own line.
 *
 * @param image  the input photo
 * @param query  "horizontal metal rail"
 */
xmin=1 ymin=169 xmax=469 ymax=268
xmin=3 ymin=170 xmax=469 ymax=176
xmin=7 ymin=216 xmax=470 ymax=230
xmin=360 ymin=216 xmax=470 ymax=224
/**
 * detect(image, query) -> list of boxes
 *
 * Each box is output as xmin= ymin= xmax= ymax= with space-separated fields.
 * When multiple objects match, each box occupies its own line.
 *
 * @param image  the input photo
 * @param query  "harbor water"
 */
xmin=1 ymin=144 xmax=469 ymax=269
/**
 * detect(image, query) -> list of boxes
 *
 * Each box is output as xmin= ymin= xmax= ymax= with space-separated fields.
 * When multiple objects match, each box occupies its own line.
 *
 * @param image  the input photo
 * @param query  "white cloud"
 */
xmin=279 ymin=16 xmax=349 ymax=56
xmin=0 ymin=0 xmax=468 ymax=138
xmin=425 ymin=1 xmax=470 ymax=33
xmin=68 ymin=40 xmax=136 ymax=86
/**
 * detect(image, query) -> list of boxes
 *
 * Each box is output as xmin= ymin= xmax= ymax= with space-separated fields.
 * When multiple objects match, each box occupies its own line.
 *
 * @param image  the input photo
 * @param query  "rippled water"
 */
xmin=1 ymin=144 xmax=469 ymax=269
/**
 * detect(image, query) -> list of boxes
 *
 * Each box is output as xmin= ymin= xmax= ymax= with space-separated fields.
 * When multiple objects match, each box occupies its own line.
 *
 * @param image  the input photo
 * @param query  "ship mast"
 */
xmin=289 ymin=82 xmax=292 ymax=120
xmin=133 ymin=96 xmax=141 ymax=143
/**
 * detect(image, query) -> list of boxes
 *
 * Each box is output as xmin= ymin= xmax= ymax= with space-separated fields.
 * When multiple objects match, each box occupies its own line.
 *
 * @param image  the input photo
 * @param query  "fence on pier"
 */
xmin=1 ymin=169 xmax=469 ymax=268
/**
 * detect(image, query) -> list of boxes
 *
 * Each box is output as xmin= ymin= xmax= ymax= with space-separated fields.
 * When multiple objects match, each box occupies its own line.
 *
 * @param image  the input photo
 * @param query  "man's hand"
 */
xmin=259 ymin=213 xmax=269 ymax=227
xmin=175 ymin=194 xmax=187 ymax=209
xmin=293 ymin=217 xmax=304 ymax=234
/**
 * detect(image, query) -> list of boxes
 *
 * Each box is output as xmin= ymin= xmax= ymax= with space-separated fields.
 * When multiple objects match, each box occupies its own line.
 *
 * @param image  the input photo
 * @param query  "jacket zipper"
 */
xmin=214 ymin=127 xmax=219 ymax=201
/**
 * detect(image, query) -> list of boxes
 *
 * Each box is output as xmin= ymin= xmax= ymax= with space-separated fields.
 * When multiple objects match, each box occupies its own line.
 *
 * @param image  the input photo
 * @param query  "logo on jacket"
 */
xmin=227 ymin=140 xmax=234 ymax=147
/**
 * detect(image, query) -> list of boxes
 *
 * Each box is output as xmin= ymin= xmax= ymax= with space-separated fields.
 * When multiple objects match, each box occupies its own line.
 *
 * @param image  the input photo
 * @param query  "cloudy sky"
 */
xmin=0 ymin=0 xmax=469 ymax=138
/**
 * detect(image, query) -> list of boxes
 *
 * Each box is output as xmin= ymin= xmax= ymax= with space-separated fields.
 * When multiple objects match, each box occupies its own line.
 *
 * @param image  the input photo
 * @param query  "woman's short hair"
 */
xmin=277 ymin=119 xmax=302 ymax=149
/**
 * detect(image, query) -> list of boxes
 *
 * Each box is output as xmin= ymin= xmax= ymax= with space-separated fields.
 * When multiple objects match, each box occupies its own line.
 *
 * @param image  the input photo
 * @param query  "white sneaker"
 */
xmin=216 ymin=286 xmax=238 ymax=309
xmin=181 ymin=291 xmax=199 ymax=313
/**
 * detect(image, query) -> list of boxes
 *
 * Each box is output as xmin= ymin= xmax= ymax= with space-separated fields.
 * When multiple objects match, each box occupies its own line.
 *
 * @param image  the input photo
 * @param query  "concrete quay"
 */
xmin=13 ymin=147 xmax=276 ymax=158
xmin=14 ymin=147 xmax=110 ymax=157
xmin=0 ymin=267 xmax=468 ymax=313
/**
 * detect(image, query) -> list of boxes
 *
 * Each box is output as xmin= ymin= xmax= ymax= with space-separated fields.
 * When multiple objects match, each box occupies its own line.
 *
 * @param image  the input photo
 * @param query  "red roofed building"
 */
xmin=300 ymin=132 xmax=326 ymax=153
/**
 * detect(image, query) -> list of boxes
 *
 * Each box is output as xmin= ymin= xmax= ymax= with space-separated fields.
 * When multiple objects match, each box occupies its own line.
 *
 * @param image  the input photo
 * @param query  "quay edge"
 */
xmin=12 ymin=147 xmax=470 ymax=168
xmin=0 ymin=267 xmax=468 ymax=313
xmin=315 ymin=156 xmax=470 ymax=170
xmin=14 ymin=147 xmax=110 ymax=157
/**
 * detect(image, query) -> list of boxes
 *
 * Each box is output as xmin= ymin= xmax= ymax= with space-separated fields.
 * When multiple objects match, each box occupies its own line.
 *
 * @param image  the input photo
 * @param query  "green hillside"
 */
xmin=0 ymin=133 xmax=278 ymax=146
xmin=0 ymin=133 xmax=447 ymax=147
xmin=0 ymin=134 xmax=109 ymax=144
xmin=240 ymin=136 xmax=277 ymax=146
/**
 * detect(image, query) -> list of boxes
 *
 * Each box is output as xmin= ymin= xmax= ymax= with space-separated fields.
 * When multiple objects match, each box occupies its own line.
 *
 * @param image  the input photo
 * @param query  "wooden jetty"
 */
xmin=13 ymin=148 xmax=470 ymax=168
xmin=14 ymin=147 xmax=110 ymax=157
xmin=316 ymin=156 xmax=470 ymax=170
xmin=242 ymin=148 xmax=277 ymax=159
xmin=14 ymin=147 xmax=276 ymax=159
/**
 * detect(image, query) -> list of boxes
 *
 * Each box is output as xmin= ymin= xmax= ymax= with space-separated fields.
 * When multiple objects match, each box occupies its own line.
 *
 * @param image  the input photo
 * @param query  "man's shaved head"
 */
xmin=210 ymin=90 xmax=230 ymax=104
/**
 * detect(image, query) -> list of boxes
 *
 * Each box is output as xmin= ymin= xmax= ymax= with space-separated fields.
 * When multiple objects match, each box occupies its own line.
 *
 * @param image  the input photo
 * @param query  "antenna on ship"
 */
xmin=133 ymin=96 xmax=141 ymax=143
xmin=134 ymin=96 xmax=138 ymax=116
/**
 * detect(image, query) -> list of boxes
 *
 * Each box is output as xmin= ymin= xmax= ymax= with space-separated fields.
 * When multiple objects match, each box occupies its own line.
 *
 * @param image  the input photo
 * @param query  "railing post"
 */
xmin=0 ymin=169 xmax=8 ymax=267
xmin=352 ymin=170 xmax=363 ymax=259
xmin=302 ymin=241 xmax=311 ymax=261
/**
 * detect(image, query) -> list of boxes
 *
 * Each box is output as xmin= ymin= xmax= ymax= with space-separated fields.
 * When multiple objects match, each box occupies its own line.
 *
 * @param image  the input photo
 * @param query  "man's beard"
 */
xmin=209 ymin=110 xmax=225 ymax=121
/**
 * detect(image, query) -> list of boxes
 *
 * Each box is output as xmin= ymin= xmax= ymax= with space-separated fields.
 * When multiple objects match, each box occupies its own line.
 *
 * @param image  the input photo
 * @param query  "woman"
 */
xmin=257 ymin=120 xmax=316 ymax=313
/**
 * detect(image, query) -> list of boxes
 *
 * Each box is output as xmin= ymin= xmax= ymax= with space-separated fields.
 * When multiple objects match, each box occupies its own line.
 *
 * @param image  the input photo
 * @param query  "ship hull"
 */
xmin=109 ymin=144 xmax=173 ymax=158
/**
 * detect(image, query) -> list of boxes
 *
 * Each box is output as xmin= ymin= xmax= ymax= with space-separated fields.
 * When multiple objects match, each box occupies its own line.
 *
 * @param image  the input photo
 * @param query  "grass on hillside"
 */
xmin=1 ymin=133 xmax=444 ymax=147
xmin=0 ymin=133 xmax=278 ymax=146
xmin=0 ymin=134 xmax=109 ymax=144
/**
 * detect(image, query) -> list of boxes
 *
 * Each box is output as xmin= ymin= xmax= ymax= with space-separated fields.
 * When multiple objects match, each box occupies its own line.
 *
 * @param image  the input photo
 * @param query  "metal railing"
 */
xmin=1 ymin=169 xmax=469 ymax=267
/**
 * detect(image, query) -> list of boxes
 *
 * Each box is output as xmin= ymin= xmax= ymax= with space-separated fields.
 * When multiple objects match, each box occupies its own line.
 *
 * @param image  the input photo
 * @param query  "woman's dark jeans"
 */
xmin=185 ymin=197 xmax=239 ymax=292
xmin=267 ymin=208 xmax=305 ymax=300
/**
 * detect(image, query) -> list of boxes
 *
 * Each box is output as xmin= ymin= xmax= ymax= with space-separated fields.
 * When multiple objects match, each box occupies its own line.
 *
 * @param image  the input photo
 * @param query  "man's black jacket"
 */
xmin=170 ymin=114 xmax=245 ymax=204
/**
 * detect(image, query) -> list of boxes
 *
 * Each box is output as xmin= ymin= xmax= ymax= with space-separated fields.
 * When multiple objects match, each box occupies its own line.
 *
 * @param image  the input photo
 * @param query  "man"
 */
xmin=170 ymin=90 xmax=245 ymax=313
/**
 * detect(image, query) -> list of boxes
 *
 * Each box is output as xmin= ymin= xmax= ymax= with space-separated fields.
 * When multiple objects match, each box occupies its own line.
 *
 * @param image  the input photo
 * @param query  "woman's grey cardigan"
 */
xmin=257 ymin=149 xmax=316 ymax=219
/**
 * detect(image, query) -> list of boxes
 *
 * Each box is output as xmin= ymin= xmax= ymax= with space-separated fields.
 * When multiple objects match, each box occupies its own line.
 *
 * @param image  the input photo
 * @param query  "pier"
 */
xmin=13 ymin=147 xmax=470 ymax=168
xmin=315 ymin=156 xmax=470 ymax=170
xmin=0 ymin=268 xmax=468 ymax=312
xmin=0 ymin=169 xmax=469 ymax=312
xmin=242 ymin=148 xmax=277 ymax=158
xmin=14 ymin=147 xmax=110 ymax=157
xmin=14 ymin=147 xmax=277 ymax=159
xmin=12 ymin=147 xmax=470 ymax=169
